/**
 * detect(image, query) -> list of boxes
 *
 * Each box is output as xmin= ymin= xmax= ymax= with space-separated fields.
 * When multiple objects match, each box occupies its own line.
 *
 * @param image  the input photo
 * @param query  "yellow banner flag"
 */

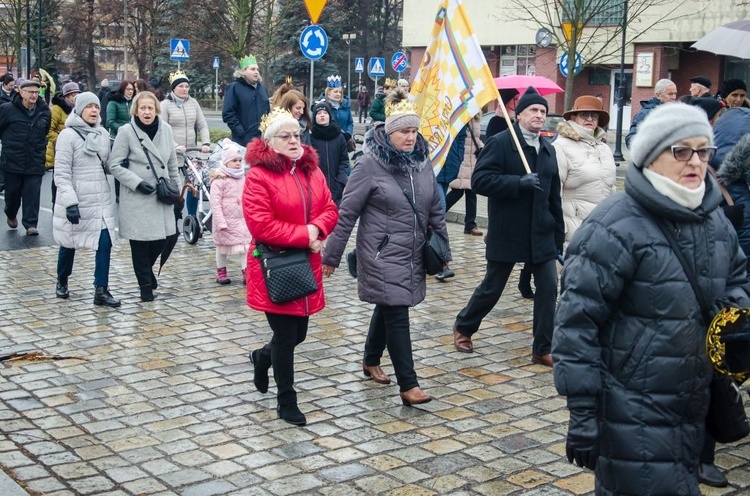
xmin=410 ymin=0 xmax=499 ymax=174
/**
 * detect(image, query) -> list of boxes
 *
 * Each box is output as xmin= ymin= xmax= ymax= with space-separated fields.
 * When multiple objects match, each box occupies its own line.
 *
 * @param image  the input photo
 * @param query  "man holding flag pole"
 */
xmin=410 ymin=0 xmax=564 ymax=367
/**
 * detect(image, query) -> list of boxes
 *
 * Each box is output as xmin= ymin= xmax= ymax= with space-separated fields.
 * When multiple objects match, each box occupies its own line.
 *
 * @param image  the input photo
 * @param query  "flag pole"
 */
xmin=496 ymin=94 xmax=532 ymax=174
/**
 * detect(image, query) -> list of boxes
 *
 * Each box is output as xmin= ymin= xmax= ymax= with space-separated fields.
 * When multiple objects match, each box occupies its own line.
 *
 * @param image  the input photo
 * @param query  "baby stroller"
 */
xmin=179 ymin=147 xmax=213 ymax=244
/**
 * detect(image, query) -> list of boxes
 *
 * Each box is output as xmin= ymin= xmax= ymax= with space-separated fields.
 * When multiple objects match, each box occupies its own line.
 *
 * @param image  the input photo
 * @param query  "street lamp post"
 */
xmin=613 ymin=0 xmax=628 ymax=163
xmin=343 ymin=33 xmax=356 ymax=101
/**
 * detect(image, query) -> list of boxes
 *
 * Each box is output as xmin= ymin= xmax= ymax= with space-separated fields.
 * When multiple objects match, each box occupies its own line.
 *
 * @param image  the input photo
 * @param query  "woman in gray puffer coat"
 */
xmin=53 ymin=92 xmax=119 ymax=307
xmin=109 ymin=91 xmax=182 ymax=302
xmin=553 ymin=103 xmax=750 ymax=495
xmin=322 ymin=89 xmax=450 ymax=407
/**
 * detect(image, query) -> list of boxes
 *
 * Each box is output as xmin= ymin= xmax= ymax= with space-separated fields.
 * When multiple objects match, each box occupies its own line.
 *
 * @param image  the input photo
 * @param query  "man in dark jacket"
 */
xmin=97 ymin=79 xmax=110 ymax=128
xmin=688 ymin=75 xmax=712 ymax=98
xmin=0 ymin=79 xmax=51 ymax=235
xmin=451 ymin=86 xmax=564 ymax=366
xmin=625 ymin=78 xmax=677 ymax=148
xmin=222 ymin=54 xmax=270 ymax=146
xmin=357 ymin=86 xmax=370 ymax=123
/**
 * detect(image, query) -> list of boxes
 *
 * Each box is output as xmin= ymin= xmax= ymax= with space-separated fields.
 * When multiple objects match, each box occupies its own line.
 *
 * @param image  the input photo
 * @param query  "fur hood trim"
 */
xmin=245 ymin=139 xmax=319 ymax=174
xmin=556 ymin=120 xmax=606 ymax=143
xmin=363 ymin=125 xmax=430 ymax=174
xmin=109 ymin=92 xmax=131 ymax=104
xmin=718 ymin=134 xmax=750 ymax=185
xmin=52 ymin=94 xmax=73 ymax=113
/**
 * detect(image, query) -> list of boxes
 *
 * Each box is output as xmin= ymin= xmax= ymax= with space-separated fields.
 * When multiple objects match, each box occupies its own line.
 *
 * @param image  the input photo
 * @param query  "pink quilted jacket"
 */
xmin=209 ymin=175 xmax=251 ymax=247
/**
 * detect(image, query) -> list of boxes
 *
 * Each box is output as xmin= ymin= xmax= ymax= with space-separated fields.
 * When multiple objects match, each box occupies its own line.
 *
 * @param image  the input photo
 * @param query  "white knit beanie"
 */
xmin=630 ymin=103 xmax=714 ymax=169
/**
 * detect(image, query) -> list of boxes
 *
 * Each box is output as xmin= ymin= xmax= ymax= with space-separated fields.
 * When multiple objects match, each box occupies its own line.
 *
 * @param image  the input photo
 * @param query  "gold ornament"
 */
xmin=169 ymin=70 xmax=188 ymax=85
xmin=260 ymin=107 xmax=295 ymax=134
xmin=707 ymin=306 xmax=750 ymax=383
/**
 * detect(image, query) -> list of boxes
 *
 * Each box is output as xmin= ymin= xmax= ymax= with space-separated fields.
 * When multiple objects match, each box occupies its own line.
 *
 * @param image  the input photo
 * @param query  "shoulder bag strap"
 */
xmin=655 ymin=219 xmax=712 ymax=325
xmin=400 ymin=186 xmax=429 ymax=239
xmin=467 ymin=124 xmax=481 ymax=150
xmin=708 ymin=166 xmax=734 ymax=206
xmin=130 ymin=124 xmax=163 ymax=184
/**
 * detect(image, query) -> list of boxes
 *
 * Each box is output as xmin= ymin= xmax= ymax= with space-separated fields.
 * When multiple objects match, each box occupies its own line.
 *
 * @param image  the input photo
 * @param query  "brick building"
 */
xmin=402 ymin=0 xmax=750 ymax=128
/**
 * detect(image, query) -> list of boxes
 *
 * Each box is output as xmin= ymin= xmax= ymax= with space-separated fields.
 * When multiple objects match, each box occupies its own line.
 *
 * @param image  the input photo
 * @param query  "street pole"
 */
xmin=123 ymin=0 xmax=128 ymax=80
xmin=25 ymin=0 xmax=30 ymax=77
xmin=309 ymin=60 xmax=314 ymax=109
xmin=215 ymin=67 xmax=218 ymax=111
xmin=613 ymin=0 xmax=628 ymax=163
xmin=343 ymin=33 xmax=356 ymax=102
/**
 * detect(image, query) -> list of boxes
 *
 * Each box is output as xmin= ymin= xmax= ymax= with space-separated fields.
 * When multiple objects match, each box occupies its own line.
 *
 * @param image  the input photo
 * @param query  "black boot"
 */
xmin=277 ymin=404 xmax=306 ymax=426
xmin=698 ymin=462 xmax=728 ymax=487
xmin=94 ymin=287 xmax=121 ymax=307
xmin=151 ymin=272 xmax=158 ymax=290
xmin=250 ymin=349 xmax=271 ymax=394
xmin=140 ymin=284 xmax=155 ymax=302
xmin=56 ymin=279 xmax=69 ymax=299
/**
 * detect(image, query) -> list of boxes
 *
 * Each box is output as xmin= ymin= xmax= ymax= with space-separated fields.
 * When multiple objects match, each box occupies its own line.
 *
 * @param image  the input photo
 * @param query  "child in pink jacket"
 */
xmin=209 ymin=144 xmax=251 ymax=284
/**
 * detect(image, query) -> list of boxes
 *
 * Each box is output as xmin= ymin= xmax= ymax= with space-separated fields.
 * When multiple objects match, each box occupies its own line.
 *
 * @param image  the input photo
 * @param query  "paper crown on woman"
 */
xmin=260 ymin=107 xmax=299 ymax=138
xmin=326 ymin=75 xmax=342 ymax=88
xmin=385 ymin=88 xmax=420 ymax=135
xmin=384 ymin=78 xmax=397 ymax=88
xmin=169 ymin=70 xmax=189 ymax=89
xmin=239 ymin=55 xmax=258 ymax=70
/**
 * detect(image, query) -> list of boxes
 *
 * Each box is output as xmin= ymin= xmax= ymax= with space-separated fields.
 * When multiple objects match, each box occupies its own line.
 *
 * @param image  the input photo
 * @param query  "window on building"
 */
xmin=561 ymin=0 xmax=624 ymax=26
xmin=499 ymin=45 xmax=537 ymax=77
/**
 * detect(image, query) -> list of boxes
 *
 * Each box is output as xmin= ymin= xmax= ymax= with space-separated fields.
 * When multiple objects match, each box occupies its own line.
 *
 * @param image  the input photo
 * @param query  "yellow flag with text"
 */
xmin=411 ymin=0 xmax=499 ymax=174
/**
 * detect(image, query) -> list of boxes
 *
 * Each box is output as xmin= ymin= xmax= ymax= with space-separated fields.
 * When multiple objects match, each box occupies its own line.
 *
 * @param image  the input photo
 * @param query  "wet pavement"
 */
xmin=2 ymin=217 xmax=750 ymax=496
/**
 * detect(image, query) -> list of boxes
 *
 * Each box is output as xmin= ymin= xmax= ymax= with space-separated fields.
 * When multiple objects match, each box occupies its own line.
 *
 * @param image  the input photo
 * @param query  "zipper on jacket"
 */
xmin=375 ymin=234 xmax=390 ymax=259
xmin=290 ymin=161 xmax=311 ymax=316
xmin=408 ymin=172 xmax=417 ymax=280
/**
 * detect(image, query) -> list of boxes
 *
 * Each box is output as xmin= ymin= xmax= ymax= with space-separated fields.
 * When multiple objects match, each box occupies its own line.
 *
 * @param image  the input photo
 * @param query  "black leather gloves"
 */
xmin=519 ymin=173 xmax=542 ymax=191
xmin=66 ymin=205 xmax=80 ymax=225
xmin=136 ymin=181 xmax=156 ymax=195
xmin=565 ymin=396 xmax=599 ymax=470
xmin=721 ymin=327 xmax=750 ymax=374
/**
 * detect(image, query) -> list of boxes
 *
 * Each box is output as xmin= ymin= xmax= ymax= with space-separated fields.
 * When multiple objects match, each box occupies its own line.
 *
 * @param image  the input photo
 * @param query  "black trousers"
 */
xmin=455 ymin=259 xmax=558 ymax=355
xmin=129 ymin=239 xmax=165 ymax=288
xmin=358 ymin=106 xmax=369 ymax=123
xmin=364 ymin=305 xmax=418 ymax=392
xmin=257 ymin=313 xmax=309 ymax=406
xmin=700 ymin=433 xmax=716 ymax=464
xmin=445 ymin=188 xmax=478 ymax=231
xmin=3 ymin=172 xmax=43 ymax=229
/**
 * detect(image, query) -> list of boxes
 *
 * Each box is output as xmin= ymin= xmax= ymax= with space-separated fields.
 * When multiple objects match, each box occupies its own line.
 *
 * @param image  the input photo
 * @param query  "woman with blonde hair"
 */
xmin=109 ymin=91 xmax=182 ymax=302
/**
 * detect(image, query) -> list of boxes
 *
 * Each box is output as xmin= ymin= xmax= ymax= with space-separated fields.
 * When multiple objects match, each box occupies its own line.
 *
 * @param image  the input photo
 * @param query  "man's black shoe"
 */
xmin=56 ymin=280 xmax=69 ymax=299
xmin=277 ymin=404 xmax=306 ymax=426
xmin=698 ymin=462 xmax=728 ymax=487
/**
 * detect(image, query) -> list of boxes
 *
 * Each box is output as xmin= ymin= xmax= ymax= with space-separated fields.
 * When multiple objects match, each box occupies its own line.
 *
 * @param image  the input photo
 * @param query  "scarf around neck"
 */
xmin=135 ymin=116 xmax=159 ymax=140
xmin=67 ymin=112 xmax=106 ymax=156
xmin=311 ymin=120 xmax=341 ymax=140
xmin=643 ymin=166 xmax=706 ymax=210
xmin=219 ymin=166 xmax=245 ymax=179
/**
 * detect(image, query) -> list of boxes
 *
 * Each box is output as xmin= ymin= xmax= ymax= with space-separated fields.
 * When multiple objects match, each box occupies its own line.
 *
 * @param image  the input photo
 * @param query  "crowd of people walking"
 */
xmin=2 ymin=59 xmax=750 ymax=494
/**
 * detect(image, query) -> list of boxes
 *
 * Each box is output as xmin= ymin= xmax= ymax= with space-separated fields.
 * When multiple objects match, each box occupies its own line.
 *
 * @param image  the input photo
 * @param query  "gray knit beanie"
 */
xmin=630 ymin=103 xmax=714 ymax=169
xmin=384 ymin=88 xmax=420 ymax=135
xmin=74 ymin=92 xmax=100 ymax=116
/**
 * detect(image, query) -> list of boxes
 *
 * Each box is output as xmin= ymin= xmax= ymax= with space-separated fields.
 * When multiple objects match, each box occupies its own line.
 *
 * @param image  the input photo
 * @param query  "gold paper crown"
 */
xmin=385 ymin=98 xmax=417 ymax=117
xmin=169 ymin=70 xmax=188 ymax=85
xmin=384 ymin=78 xmax=397 ymax=87
xmin=260 ymin=107 xmax=295 ymax=134
xmin=285 ymin=75 xmax=293 ymax=85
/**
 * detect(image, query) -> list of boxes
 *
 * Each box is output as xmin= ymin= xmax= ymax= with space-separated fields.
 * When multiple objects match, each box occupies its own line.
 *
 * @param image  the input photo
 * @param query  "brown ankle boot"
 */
xmin=400 ymin=387 xmax=432 ymax=406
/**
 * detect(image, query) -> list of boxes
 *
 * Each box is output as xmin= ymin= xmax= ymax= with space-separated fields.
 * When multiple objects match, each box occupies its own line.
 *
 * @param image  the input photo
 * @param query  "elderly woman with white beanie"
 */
xmin=322 ymin=89 xmax=451 ymax=408
xmin=53 ymin=92 xmax=119 ymax=307
xmin=243 ymin=107 xmax=339 ymax=427
xmin=552 ymin=102 xmax=750 ymax=495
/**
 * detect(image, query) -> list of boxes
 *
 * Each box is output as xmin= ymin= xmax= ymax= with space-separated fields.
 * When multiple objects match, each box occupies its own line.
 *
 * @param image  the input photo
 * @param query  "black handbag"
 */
xmin=255 ymin=175 xmax=318 ymax=303
xmin=256 ymin=244 xmax=318 ymax=304
xmin=401 ymin=188 xmax=449 ymax=276
xmin=137 ymin=135 xmax=180 ymax=205
xmin=346 ymin=250 xmax=357 ymax=278
xmin=144 ymin=148 xmax=180 ymax=205
xmin=656 ymin=220 xmax=750 ymax=443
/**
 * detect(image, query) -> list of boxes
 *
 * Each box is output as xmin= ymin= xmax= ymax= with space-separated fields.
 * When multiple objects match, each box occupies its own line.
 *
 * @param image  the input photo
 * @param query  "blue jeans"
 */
xmin=57 ymin=229 xmax=112 ymax=287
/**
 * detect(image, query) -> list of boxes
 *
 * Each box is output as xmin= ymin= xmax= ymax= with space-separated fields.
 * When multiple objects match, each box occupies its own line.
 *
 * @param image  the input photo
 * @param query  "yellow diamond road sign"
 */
xmin=304 ymin=0 xmax=327 ymax=25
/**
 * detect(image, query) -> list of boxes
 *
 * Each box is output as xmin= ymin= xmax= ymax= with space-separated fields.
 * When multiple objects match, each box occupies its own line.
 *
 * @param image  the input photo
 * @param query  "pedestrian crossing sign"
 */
xmin=170 ymin=39 xmax=190 ymax=61
xmin=355 ymin=58 xmax=364 ymax=73
xmin=368 ymin=57 xmax=385 ymax=77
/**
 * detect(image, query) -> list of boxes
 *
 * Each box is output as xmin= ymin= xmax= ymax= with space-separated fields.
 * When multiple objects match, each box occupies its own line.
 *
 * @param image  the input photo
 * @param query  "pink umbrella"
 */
xmin=494 ymin=75 xmax=564 ymax=96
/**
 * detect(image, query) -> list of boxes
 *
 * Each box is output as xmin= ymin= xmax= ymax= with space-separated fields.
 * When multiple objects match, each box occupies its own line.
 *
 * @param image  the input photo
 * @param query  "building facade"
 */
xmin=402 ymin=0 xmax=750 ymax=125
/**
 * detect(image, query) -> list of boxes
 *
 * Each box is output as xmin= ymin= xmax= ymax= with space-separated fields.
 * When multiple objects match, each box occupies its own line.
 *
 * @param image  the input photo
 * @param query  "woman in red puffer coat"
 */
xmin=242 ymin=107 xmax=338 ymax=427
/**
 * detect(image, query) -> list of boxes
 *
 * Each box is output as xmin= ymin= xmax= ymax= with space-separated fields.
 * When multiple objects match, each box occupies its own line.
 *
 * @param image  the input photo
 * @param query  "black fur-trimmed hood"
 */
xmin=717 ymin=134 xmax=750 ymax=185
xmin=363 ymin=124 xmax=430 ymax=174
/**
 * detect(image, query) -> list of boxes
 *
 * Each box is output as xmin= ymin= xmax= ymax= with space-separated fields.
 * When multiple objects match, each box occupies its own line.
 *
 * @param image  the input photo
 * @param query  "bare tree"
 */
xmin=58 ymin=0 xmax=98 ymax=84
xmin=508 ymin=0 xmax=695 ymax=108
xmin=0 ymin=0 xmax=27 ymax=74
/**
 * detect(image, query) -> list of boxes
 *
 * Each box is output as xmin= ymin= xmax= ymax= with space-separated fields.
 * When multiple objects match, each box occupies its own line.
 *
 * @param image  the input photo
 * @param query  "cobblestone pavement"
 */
xmin=2 ymin=221 xmax=750 ymax=496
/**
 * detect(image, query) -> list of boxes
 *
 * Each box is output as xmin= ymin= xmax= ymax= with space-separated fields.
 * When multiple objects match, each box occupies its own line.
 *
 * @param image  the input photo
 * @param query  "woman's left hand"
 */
xmin=201 ymin=145 xmax=211 ymax=154
xmin=322 ymin=264 xmax=335 ymax=277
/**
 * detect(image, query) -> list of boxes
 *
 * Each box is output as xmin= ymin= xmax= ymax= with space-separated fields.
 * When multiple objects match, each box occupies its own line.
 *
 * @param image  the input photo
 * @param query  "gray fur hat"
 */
xmin=74 ymin=92 xmax=100 ymax=116
xmin=630 ymin=103 xmax=713 ymax=168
